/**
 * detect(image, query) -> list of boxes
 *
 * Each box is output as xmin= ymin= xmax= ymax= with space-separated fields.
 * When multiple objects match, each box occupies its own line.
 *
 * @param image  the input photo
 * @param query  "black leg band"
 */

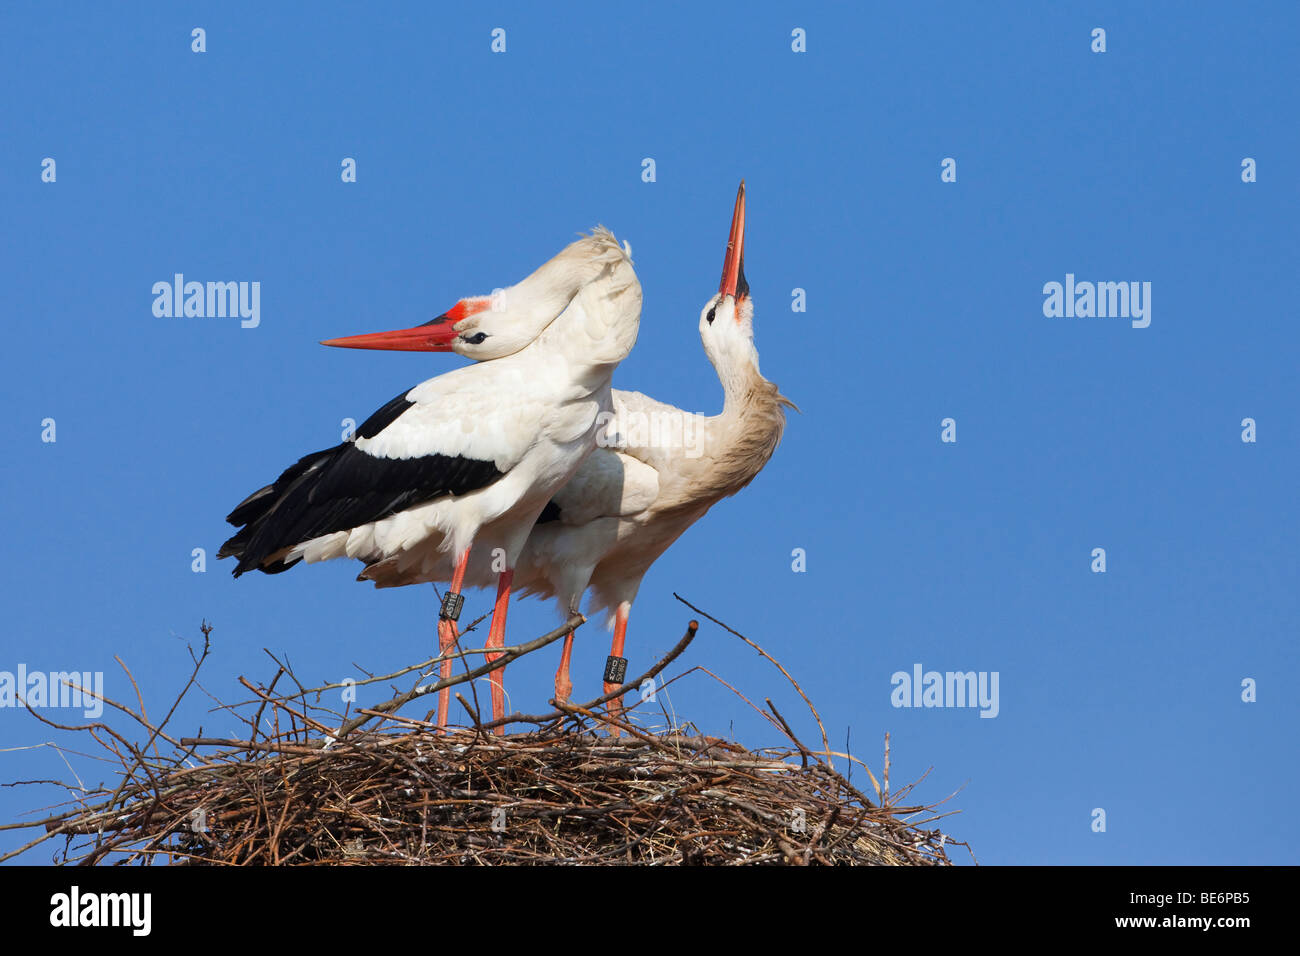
xmin=604 ymin=655 xmax=628 ymax=685
xmin=439 ymin=591 xmax=464 ymax=622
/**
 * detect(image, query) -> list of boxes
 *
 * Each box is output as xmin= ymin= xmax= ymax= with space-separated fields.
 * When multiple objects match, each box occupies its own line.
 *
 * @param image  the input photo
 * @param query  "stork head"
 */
xmin=321 ymin=230 xmax=635 ymax=360
xmin=699 ymin=181 xmax=758 ymax=369
xmin=319 ymin=290 xmax=549 ymax=360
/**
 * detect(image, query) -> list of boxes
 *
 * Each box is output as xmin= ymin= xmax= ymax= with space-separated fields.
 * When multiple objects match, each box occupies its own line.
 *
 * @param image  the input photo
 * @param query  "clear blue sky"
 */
xmin=2 ymin=2 xmax=1296 ymax=864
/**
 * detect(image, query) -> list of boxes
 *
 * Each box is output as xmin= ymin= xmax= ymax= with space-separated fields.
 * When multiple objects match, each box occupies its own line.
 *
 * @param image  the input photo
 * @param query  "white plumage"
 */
xmin=222 ymin=227 xmax=641 ymax=731
xmin=291 ymin=273 xmax=639 ymax=570
xmin=359 ymin=183 xmax=793 ymax=711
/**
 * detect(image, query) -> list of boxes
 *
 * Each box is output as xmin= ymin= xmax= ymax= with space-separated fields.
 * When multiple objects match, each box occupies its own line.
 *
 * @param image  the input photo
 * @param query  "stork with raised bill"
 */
xmin=359 ymin=183 xmax=793 ymax=720
xmin=516 ymin=182 xmax=794 ymax=714
xmin=219 ymin=229 xmax=641 ymax=732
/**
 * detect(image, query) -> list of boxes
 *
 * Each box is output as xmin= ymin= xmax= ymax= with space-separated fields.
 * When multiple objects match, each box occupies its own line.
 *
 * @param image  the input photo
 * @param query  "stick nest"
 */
xmin=9 ymin=603 xmax=966 ymax=866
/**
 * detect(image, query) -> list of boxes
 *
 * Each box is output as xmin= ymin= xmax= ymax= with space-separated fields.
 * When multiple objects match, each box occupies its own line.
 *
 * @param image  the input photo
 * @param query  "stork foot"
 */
xmin=554 ymin=629 xmax=575 ymax=704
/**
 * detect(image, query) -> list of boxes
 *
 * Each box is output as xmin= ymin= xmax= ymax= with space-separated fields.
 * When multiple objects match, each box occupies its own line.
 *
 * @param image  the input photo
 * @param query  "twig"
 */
xmin=672 ymin=594 xmax=832 ymax=760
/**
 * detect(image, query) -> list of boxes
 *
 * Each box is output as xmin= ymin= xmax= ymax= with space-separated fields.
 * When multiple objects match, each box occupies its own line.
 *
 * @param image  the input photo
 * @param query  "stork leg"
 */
xmin=602 ymin=601 xmax=632 ymax=731
xmin=436 ymin=548 xmax=471 ymax=731
xmin=484 ymin=568 xmax=515 ymax=734
xmin=554 ymin=629 xmax=575 ymax=704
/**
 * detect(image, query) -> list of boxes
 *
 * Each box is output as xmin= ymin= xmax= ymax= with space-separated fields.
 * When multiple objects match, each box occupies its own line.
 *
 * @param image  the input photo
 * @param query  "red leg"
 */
xmin=554 ymin=629 xmax=575 ymax=704
xmin=603 ymin=602 xmax=631 ymax=731
xmin=485 ymin=568 xmax=515 ymax=733
xmin=436 ymin=548 xmax=471 ymax=731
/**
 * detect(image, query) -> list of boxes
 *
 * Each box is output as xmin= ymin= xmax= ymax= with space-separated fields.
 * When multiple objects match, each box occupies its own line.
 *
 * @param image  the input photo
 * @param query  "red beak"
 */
xmin=321 ymin=316 xmax=459 ymax=352
xmin=322 ymin=298 xmax=494 ymax=351
xmin=719 ymin=180 xmax=747 ymax=298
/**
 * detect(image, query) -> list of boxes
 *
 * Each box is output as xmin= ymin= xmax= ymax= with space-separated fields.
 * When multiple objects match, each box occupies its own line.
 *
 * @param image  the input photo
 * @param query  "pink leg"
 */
xmin=554 ymin=629 xmax=575 ymax=704
xmin=436 ymin=548 xmax=471 ymax=731
xmin=485 ymin=568 xmax=515 ymax=733
xmin=603 ymin=602 xmax=631 ymax=731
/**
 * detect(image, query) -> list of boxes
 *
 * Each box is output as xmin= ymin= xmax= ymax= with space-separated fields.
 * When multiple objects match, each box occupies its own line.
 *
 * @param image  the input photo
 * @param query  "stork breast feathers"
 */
xmin=546 ymin=449 xmax=660 ymax=526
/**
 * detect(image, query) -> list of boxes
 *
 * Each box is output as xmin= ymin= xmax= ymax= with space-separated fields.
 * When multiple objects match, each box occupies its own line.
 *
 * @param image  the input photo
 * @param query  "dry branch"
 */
xmin=2 ymin=610 xmax=967 ymax=866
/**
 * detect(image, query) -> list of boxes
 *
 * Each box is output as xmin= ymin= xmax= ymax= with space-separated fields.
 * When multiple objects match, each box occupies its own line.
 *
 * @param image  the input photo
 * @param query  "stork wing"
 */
xmin=219 ymin=376 xmax=546 ymax=576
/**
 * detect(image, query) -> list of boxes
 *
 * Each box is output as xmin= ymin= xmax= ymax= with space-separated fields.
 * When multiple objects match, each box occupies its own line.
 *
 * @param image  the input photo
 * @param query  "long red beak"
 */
xmin=321 ymin=315 xmax=460 ymax=352
xmin=322 ymin=298 xmax=494 ymax=351
xmin=719 ymin=180 xmax=747 ymax=298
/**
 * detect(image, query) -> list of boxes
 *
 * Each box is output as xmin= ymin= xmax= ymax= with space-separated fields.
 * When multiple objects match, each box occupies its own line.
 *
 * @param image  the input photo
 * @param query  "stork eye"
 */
xmin=462 ymin=332 xmax=488 ymax=345
xmin=706 ymin=307 xmax=716 ymax=324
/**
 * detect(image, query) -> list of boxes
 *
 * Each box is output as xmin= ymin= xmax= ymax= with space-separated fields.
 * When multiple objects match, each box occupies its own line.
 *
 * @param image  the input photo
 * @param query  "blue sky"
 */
xmin=1 ymin=2 xmax=1296 ymax=864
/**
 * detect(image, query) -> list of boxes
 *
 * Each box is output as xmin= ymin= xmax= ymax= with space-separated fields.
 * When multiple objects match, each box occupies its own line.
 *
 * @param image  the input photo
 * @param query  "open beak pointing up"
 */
xmin=718 ymin=180 xmax=749 ymax=300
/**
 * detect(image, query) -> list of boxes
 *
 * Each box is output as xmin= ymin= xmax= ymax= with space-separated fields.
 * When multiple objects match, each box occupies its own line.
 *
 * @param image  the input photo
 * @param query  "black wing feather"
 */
xmin=220 ymin=392 xmax=503 ymax=576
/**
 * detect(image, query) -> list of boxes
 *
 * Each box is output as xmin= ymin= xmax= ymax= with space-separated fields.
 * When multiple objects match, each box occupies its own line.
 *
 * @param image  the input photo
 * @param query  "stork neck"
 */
xmin=714 ymin=341 xmax=764 ymax=415
xmin=677 ymin=344 xmax=787 ymax=503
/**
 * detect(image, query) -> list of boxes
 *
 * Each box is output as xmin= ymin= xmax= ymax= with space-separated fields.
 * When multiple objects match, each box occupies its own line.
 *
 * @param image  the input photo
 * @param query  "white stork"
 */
xmin=360 ymin=183 xmax=794 ymax=718
xmin=219 ymin=228 xmax=641 ymax=731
